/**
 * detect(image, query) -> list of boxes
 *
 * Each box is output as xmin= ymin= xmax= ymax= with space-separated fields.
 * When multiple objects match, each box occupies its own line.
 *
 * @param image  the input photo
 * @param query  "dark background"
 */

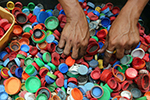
xmin=0 ymin=0 xmax=149 ymax=33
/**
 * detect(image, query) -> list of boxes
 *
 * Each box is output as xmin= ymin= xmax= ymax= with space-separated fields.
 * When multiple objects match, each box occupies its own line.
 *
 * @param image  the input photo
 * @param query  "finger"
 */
xmin=103 ymin=44 xmax=115 ymax=67
xmin=132 ymin=41 xmax=140 ymax=50
xmin=98 ymin=35 xmax=109 ymax=53
xmin=78 ymin=46 xmax=87 ymax=58
xmin=58 ymin=38 xmax=66 ymax=49
xmin=116 ymin=48 xmax=125 ymax=59
xmin=63 ymin=41 xmax=72 ymax=56
xmin=71 ymin=45 xmax=80 ymax=59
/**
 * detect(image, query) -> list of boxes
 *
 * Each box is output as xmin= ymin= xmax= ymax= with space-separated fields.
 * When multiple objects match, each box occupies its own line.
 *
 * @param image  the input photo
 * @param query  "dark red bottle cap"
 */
xmin=12 ymin=7 xmax=22 ymax=17
xmin=121 ymin=81 xmax=129 ymax=90
xmin=100 ymin=69 xmax=112 ymax=83
xmin=15 ymin=2 xmax=23 ymax=9
xmin=3 ymin=23 xmax=11 ymax=31
xmin=113 ymin=82 xmax=121 ymax=92
xmin=68 ymin=77 xmax=78 ymax=85
xmin=86 ymin=42 xmax=100 ymax=56
xmin=15 ymin=12 xmax=28 ymax=25
xmin=29 ymin=46 xmax=38 ymax=56
xmin=47 ymin=43 xmax=56 ymax=53
xmin=96 ymin=29 xmax=107 ymax=39
xmin=54 ymin=29 xmax=61 ymax=37
xmin=56 ymin=3 xmax=63 ymax=11
xmin=51 ymin=52 xmax=60 ymax=66
xmin=107 ymin=78 xmax=117 ymax=89
xmin=112 ymin=7 xmax=120 ymax=14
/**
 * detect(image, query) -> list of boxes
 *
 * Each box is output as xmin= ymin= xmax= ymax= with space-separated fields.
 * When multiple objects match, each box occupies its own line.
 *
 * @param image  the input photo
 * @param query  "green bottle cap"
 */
xmin=46 ymin=30 xmax=53 ymax=36
xmin=24 ymin=27 xmax=32 ymax=33
xmin=27 ymin=2 xmax=35 ymax=11
xmin=61 ymin=87 xmax=66 ymax=93
xmin=91 ymin=36 xmax=99 ymax=42
xmin=127 ymin=55 xmax=133 ymax=64
xmin=67 ymin=72 xmax=79 ymax=78
xmin=25 ymin=64 xmax=35 ymax=75
xmin=42 ymin=52 xmax=51 ymax=63
xmin=136 ymin=96 xmax=147 ymax=100
xmin=47 ymin=72 xmax=57 ymax=80
xmin=36 ymin=94 xmax=47 ymax=100
xmin=47 ymin=63 xmax=56 ymax=71
xmin=104 ymin=83 xmax=113 ymax=93
xmin=45 ymin=16 xmax=59 ymax=30
xmin=98 ymin=86 xmax=110 ymax=100
xmin=52 ymin=82 xmax=58 ymax=88
xmin=25 ymin=57 xmax=34 ymax=66
xmin=35 ymin=58 xmax=45 ymax=67
xmin=17 ymin=54 xmax=25 ymax=59
xmin=0 ymin=65 xmax=3 ymax=69
xmin=118 ymin=64 xmax=128 ymax=74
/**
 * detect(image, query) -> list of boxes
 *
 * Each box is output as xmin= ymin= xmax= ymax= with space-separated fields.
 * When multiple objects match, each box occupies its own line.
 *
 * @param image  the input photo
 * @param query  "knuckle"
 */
xmin=71 ymin=54 xmax=78 ymax=59
xmin=63 ymin=50 xmax=70 ymax=56
xmin=116 ymin=53 xmax=124 ymax=59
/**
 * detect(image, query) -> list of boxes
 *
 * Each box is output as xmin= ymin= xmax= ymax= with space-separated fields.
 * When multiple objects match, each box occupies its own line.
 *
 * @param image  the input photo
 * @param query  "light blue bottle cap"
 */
xmin=33 ymin=6 xmax=41 ymax=16
xmin=57 ymin=90 xmax=66 ymax=100
xmin=91 ymin=86 xmax=103 ymax=98
xmin=64 ymin=79 xmax=68 ymax=89
xmin=3 ymin=58 xmax=10 ymax=67
xmin=0 ymin=92 xmax=8 ymax=100
xmin=78 ymin=85 xmax=87 ymax=95
xmin=14 ymin=58 xmax=21 ymax=67
xmin=89 ymin=59 xmax=99 ymax=68
xmin=77 ymin=65 xmax=88 ymax=75
xmin=84 ymin=82 xmax=94 ymax=91
xmin=37 ymin=11 xmax=49 ymax=23
xmin=21 ymin=44 xmax=30 ymax=53
xmin=58 ymin=63 xmax=68 ymax=74
xmin=44 ymin=64 xmax=51 ymax=71
xmin=22 ymin=8 xmax=30 ymax=16
xmin=8 ymin=70 xmax=13 ymax=77
xmin=67 ymin=82 xmax=77 ymax=88
xmin=46 ymin=34 xmax=55 ymax=43
xmin=0 ymin=85 xmax=5 ymax=93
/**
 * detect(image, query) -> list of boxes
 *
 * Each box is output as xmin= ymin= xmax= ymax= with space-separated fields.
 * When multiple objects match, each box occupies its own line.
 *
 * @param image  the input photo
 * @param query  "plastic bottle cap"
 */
xmin=29 ymin=46 xmax=38 ymax=56
xmin=58 ymin=63 xmax=68 ymax=74
xmin=33 ymin=29 xmax=43 ymax=38
xmin=13 ymin=25 xmax=23 ymax=35
xmin=84 ymin=82 xmax=94 ymax=91
xmin=46 ymin=34 xmax=55 ymax=43
xmin=25 ymin=76 xmax=41 ymax=93
xmin=0 ymin=19 xmax=9 ymax=28
xmin=0 ymin=51 xmax=8 ymax=60
xmin=25 ymin=57 xmax=34 ymax=66
xmin=132 ymin=57 xmax=145 ymax=70
xmin=118 ymin=64 xmax=128 ymax=74
xmin=36 ymin=94 xmax=47 ymax=100
xmin=45 ymin=16 xmax=59 ymax=30
xmin=35 ymin=58 xmax=45 ymax=67
xmin=77 ymin=65 xmax=88 ymax=75
xmin=91 ymin=86 xmax=103 ymax=98
xmin=101 ymin=17 xmax=110 ymax=27
xmin=121 ymin=81 xmax=129 ymax=91
xmin=98 ymin=85 xmax=110 ymax=100
xmin=0 ymin=92 xmax=8 ymax=100
xmin=131 ymin=88 xmax=142 ymax=98
xmin=112 ymin=7 xmax=120 ymax=14
xmin=107 ymin=78 xmax=117 ymax=89
xmin=7 ymin=1 xmax=15 ymax=10
xmin=96 ymin=29 xmax=107 ymax=39
xmin=55 ymin=45 xmax=64 ymax=54
xmin=56 ymin=78 xmax=64 ymax=87
xmin=0 ymin=85 xmax=5 ymax=93
xmin=15 ymin=67 xmax=23 ymax=78
xmin=19 ymin=38 xmax=30 ymax=46
xmin=42 ymin=52 xmax=51 ymax=63
xmin=120 ymin=90 xmax=132 ymax=99
xmin=27 ymin=2 xmax=35 ymax=11
xmin=131 ymin=48 xmax=145 ymax=59
xmin=86 ymin=42 xmax=100 ymax=56
xmin=20 ymin=44 xmax=30 ymax=53
xmin=71 ymin=88 xmax=83 ymax=100
xmin=5 ymin=77 xmax=21 ymax=95
xmin=16 ymin=12 xmax=28 ymax=25
xmin=15 ymin=2 xmax=23 ymax=9
xmin=32 ymin=30 xmax=47 ymax=43
xmin=25 ymin=64 xmax=36 ymax=75
xmin=37 ymin=11 xmax=49 ymax=23
xmin=120 ymin=55 xmax=130 ymax=65
xmin=65 ymin=56 xmax=75 ymax=67
xmin=89 ymin=60 xmax=99 ymax=68
xmin=125 ymin=68 xmax=138 ymax=80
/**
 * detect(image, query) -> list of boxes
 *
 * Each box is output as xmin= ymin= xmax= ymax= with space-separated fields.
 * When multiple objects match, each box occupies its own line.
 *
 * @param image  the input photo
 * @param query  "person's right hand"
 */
xmin=58 ymin=8 xmax=90 ymax=59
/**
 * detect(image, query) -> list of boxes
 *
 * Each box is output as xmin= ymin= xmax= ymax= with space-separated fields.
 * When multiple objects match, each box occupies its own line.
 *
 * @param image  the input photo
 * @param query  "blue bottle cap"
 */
xmin=37 ymin=52 xmax=42 ymax=59
xmin=64 ymin=79 xmax=68 ymax=89
xmin=32 ymin=22 xmax=39 ymax=28
xmin=0 ymin=51 xmax=8 ymax=60
xmin=82 ymin=96 xmax=89 ymax=100
xmin=53 ymin=40 xmax=58 ymax=45
xmin=101 ymin=17 xmax=110 ymax=27
xmin=78 ymin=85 xmax=87 ymax=95
xmin=107 ymin=25 xmax=111 ymax=31
xmin=46 ymin=35 xmax=55 ymax=43
xmin=59 ymin=9 xmax=65 ymax=15
xmin=15 ymin=67 xmax=23 ymax=78
xmin=22 ymin=8 xmax=30 ymax=16
xmin=3 ymin=58 xmax=10 ymax=67
xmin=84 ymin=82 xmax=94 ymax=91
xmin=87 ymin=2 xmax=95 ymax=9
xmin=0 ymin=85 xmax=5 ymax=93
xmin=45 ymin=75 xmax=55 ymax=84
xmin=86 ymin=16 xmax=90 ymax=23
xmin=131 ymin=88 xmax=142 ymax=98
xmin=44 ymin=64 xmax=51 ymax=71
xmin=91 ymin=86 xmax=103 ymax=98
xmin=93 ymin=10 xmax=100 ymax=17
xmin=57 ymin=90 xmax=66 ymax=100
xmin=106 ymin=11 xmax=114 ymax=17
xmin=87 ymin=8 xmax=94 ymax=13
xmin=46 ymin=10 xmax=53 ymax=16
xmin=14 ymin=58 xmax=21 ymax=67
xmin=33 ymin=6 xmax=41 ymax=16
xmin=77 ymin=65 xmax=88 ymax=75
xmin=67 ymin=82 xmax=77 ymax=88
xmin=58 ymin=63 xmax=68 ymax=74
xmin=89 ymin=60 xmax=99 ymax=68
xmin=21 ymin=44 xmax=30 ymax=53
xmin=78 ymin=0 xmax=84 ymax=3
xmin=135 ymin=42 xmax=141 ymax=49
xmin=113 ymin=61 xmax=120 ymax=67
xmin=37 ymin=11 xmax=49 ymax=23
xmin=98 ymin=42 xmax=104 ymax=49
xmin=0 ymin=92 xmax=8 ymax=100
xmin=8 ymin=70 xmax=13 ymax=77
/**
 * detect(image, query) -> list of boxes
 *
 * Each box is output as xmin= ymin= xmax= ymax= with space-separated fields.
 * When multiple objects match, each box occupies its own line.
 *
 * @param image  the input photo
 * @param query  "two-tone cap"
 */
xmin=45 ymin=75 xmax=55 ymax=84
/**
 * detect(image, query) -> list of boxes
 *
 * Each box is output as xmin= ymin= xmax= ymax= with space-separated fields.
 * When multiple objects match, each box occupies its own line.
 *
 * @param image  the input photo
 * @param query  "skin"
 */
xmin=58 ymin=0 xmax=148 ymax=66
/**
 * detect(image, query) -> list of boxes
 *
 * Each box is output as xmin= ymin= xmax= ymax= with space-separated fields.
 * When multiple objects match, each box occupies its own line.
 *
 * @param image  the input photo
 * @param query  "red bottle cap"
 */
xmin=90 ymin=70 xmax=100 ymax=80
xmin=27 ymin=13 xmax=33 ymax=20
xmin=112 ymin=7 xmax=120 ymax=14
xmin=12 ymin=7 xmax=22 ymax=17
xmin=121 ymin=81 xmax=129 ymax=90
xmin=0 ymin=27 xmax=5 ymax=37
xmin=111 ymin=91 xmax=120 ymax=97
xmin=142 ymin=53 xmax=149 ymax=62
xmin=3 ymin=23 xmax=11 ymax=31
xmin=54 ymin=29 xmax=61 ymax=37
xmin=39 ymin=68 xmax=49 ymax=78
xmin=20 ymin=59 xmax=24 ymax=67
xmin=81 ymin=62 xmax=89 ymax=68
xmin=107 ymin=78 xmax=117 ymax=89
xmin=113 ymin=82 xmax=121 ymax=92
xmin=86 ymin=91 xmax=92 ymax=99
xmin=56 ymin=3 xmax=63 ymax=11
xmin=15 ymin=2 xmax=23 ymax=9
xmin=100 ymin=69 xmax=112 ymax=83
xmin=56 ymin=78 xmax=64 ymax=87
xmin=57 ymin=72 xmax=64 ymax=79
xmin=125 ymin=68 xmax=138 ymax=80
xmin=47 ymin=43 xmax=56 ymax=53
xmin=0 ymin=19 xmax=9 ymax=28
xmin=58 ymin=14 xmax=65 ymax=22
xmin=9 ymin=52 xmax=17 ymax=61
xmin=51 ymin=52 xmax=60 ymax=66
xmin=32 ymin=62 xmax=40 ymax=71
xmin=18 ymin=50 xmax=27 ymax=57
xmin=29 ymin=15 xmax=37 ymax=23
xmin=86 ymin=42 xmax=100 ymax=56
xmin=29 ymin=46 xmax=38 ymax=56
xmin=96 ymin=29 xmax=107 ymax=39
xmin=68 ymin=77 xmax=78 ymax=85
xmin=15 ymin=12 xmax=28 ymax=25
xmin=84 ymin=54 xmax=93 ymax=61
xmin=106 ymin=2 xmax=113 ymax=10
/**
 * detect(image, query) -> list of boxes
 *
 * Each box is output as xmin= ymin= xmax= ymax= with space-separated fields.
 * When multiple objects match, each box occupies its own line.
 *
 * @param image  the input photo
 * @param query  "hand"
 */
xmin=98 ymin=7 xmax=140 ymax=67
xmin=58 ymin=11 xmax=90 ymax=59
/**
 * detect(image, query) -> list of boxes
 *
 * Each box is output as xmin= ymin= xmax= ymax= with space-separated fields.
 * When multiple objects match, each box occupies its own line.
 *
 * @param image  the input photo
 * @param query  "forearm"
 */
xmin=120 ymin=0 xmax=148 ymax=23
xmin=58 ymin=0 xmax=85 ymax=20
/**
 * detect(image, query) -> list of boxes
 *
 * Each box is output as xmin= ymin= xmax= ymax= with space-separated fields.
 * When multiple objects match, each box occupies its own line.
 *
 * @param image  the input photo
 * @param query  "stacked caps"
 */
xmin=0 ymin=0 xmax=149 ymax=100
